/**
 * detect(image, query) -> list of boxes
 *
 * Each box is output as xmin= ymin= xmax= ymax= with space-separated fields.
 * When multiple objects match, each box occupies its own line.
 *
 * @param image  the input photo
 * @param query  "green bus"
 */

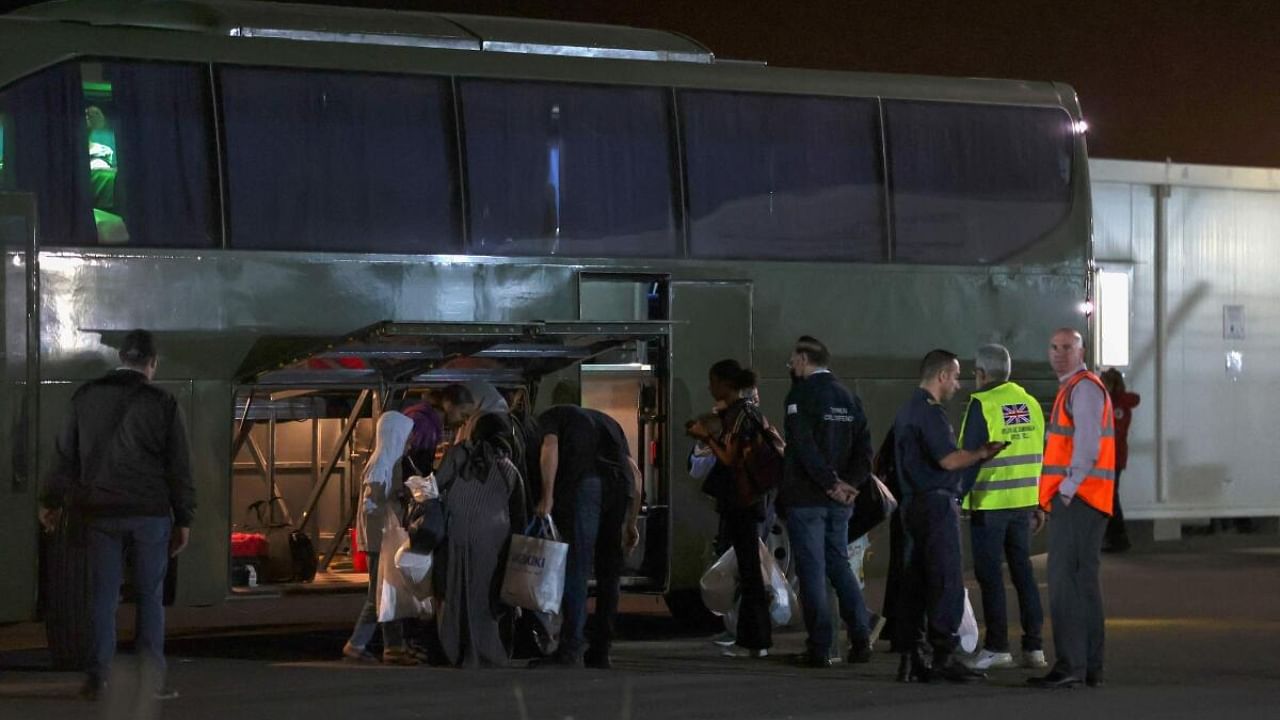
xmin=0 ymin=0 xmax=1093 ymax=661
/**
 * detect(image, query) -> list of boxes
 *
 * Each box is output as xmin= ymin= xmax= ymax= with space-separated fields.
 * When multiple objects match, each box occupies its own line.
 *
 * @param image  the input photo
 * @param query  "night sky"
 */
xmin=7 ymin=0 xmax=1279 ymax=167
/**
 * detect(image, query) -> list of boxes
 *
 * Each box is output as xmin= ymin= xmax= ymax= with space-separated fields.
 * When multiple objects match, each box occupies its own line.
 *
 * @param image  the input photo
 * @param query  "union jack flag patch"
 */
xmin=1002 ymin=403 xmax=1031 ymax=425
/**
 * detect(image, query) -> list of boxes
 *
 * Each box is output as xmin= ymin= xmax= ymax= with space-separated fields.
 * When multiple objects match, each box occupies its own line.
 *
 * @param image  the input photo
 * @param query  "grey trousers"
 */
xmin=1047 ymin=494 xmax=1108 ymax=678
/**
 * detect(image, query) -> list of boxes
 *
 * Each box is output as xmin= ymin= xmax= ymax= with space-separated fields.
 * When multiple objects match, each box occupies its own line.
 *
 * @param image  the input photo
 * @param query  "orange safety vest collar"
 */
xmin=1039 ymin=369 xmax=1117 ymax=515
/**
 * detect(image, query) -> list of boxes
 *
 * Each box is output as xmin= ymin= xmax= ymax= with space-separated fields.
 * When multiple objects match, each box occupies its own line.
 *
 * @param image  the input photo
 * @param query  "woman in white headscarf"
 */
xmin=343 ymin=411 xmax=418 ymax=665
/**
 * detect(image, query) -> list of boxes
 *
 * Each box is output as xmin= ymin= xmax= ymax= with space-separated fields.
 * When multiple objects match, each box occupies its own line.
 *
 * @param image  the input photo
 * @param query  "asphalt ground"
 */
xmin=1 ymin=533 xmax=1278 ymax=720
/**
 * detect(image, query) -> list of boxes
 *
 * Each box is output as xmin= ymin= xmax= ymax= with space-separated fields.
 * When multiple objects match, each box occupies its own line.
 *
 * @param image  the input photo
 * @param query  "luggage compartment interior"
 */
xmin=227 ymin=321 xmax=671 ymax=596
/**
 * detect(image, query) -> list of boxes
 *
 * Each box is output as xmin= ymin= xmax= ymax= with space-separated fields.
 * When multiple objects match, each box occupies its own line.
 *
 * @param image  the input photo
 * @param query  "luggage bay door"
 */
xmin=667 ymin=281 xmax=753 ymax=594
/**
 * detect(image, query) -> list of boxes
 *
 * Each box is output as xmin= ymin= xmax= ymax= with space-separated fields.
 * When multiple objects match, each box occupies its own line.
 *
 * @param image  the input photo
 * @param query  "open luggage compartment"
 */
xmin=228 ymin=320 xmax=672 ymax=595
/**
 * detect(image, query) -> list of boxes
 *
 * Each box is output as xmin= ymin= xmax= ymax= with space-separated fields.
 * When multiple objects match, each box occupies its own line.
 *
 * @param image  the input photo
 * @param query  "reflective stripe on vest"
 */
xmin=960 ymin=381 xmax=1045 ymax=511
xmin=1038 ymin=370 xmax=1117 ymax=516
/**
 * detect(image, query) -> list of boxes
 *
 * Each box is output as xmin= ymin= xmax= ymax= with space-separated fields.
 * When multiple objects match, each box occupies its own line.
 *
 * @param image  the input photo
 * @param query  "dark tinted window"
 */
xmin=221 ymin=68 xmax=459 ymax=253
xmin=680 ymin=91 xmax=885 ymax=261
xmin=461 ymin=80 xmax=678 ymax=258
xmin=886 ymin=101 xmax=1074 ymax=264
xmin=0 ymin=62 xmax=215 ymax=248
xmin=0 ymin=63 xmax=99 ymax=246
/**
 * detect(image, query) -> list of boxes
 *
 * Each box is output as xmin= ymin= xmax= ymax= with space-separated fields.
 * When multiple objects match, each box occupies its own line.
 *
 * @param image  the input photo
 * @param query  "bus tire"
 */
xmin=663 ymin=589 xmax=720 ymax=631
xmin=41 ymin=520 xmax=92 ymax=671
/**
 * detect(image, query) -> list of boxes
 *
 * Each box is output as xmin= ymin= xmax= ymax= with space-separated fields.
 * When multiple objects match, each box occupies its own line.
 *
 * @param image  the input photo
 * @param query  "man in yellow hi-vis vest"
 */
xmin=958 ymin=344 xmax=1047 ymax=672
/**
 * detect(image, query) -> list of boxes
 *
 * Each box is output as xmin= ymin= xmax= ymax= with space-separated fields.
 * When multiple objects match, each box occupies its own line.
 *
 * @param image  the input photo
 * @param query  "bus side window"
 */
xmin=460 ymin=79 xmax=678 ymax=259
xmin=680 ymin=91 xmax=886 ymax=262
xmin=885 ymin=101 xmax=1075 ymax=265
xmin=90 ymin=62 xmax=219 ymax=249
xmin=220 ymin=67 xmax=460 ymax=254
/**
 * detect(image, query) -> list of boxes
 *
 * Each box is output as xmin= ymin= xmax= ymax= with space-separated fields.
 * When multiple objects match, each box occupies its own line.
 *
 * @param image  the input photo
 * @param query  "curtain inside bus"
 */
xmin=104 ymin=62 xmax=217 ymax=248
xmin=886 ymin=101 xmax=1074 ymax=264
xmin=0 ymin=64 xmax=96 ymax=246
xmin=460 ymin=79 xmax=678 ymax=258
xmin=680 ymin=91 xmax=885 ymax=261
xmin=220 ymin=67 xmax=460 ymax=253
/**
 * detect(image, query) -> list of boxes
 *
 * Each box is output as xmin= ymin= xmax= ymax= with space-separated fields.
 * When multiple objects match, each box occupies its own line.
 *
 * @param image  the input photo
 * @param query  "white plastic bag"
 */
xmin=760 ymin=542 xmax=796 ymax=627
xmin=394 ymin=544 xmax=434 ymax=596
xmin=700 ymin=541 xmax=797 ymax=627
xmin=500 ymin=516 xmax=569 ymax=615
xmin=699 ymin=547 xmax=739 ymax=616
xmin=376 ymin=509 xmax=432 ymax=622
xmin=959 ymin=587 xmax=979 ymax=653
xmin=404 ymin=473 xmax=439 ymax=503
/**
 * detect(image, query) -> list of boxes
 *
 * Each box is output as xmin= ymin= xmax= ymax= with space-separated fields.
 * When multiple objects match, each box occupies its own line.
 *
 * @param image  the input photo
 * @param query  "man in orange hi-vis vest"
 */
xmin=1027 ymin=328 xmax=1116 ymax=690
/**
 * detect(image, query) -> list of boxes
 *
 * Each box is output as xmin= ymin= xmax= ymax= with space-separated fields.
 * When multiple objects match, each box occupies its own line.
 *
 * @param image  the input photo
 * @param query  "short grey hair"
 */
xmin=975 ymin=344 xmax=1011 ymax=382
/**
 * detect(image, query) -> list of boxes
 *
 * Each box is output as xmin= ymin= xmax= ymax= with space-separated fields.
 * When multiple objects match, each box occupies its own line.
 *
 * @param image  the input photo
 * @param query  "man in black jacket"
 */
xmin=780 ymin=335 xmax=874 ymax=668
xmin=38 ymin=329 xmax=195 ymax=701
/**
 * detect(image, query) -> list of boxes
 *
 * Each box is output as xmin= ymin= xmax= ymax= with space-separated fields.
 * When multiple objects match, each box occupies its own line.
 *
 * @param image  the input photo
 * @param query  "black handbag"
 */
xmin=247 ymin=498 xmax=316 ymax=582
xmin=400 ymin=455 xmax=447 ymax=554
xmin=402 ymin=496 xmax=446 ymax=555
xmin=848 ymin=474 xmax=899 ymax=541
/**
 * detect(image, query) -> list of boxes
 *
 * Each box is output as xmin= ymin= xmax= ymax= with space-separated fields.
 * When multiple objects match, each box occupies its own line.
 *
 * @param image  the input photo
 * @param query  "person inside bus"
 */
xmin=343 ymin=410 xmax=419 ymax=666
xmin=532 ymin=404 xmax=643 ymax=669
xmin=85 ymin=104 xmax=129 ymax=245
xmin=432 ymin=412 xmax=527 ymax=667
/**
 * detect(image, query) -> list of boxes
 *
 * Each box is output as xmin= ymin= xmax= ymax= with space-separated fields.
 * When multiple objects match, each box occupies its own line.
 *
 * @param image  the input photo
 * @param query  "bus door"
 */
xmin=232 ymin=320 xmax=671 ymax=593
xmin=0 ymin=191 xmax=39 ymax=622
xmin=667 ymin=280 xmax=754 ymax=599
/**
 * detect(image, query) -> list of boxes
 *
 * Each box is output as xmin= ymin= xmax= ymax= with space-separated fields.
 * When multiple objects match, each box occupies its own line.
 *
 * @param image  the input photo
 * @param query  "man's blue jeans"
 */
xmin=87 ymin=515 xmax=172 ymax=685
xmin=786 ymin=504 xmax=871 ymax=658
xmin=553 ymin=475 xmax=626 ymax=660
xmin=969 ymin=508 xmax=1044 ymax=653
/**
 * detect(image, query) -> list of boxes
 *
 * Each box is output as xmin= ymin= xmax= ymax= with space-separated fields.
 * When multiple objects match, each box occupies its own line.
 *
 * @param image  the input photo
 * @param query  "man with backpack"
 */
xmin=780 ymin=335 xmax=874 ymax=668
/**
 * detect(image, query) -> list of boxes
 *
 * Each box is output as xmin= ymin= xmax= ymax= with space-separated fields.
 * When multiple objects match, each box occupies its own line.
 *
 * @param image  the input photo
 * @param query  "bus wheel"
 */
xmin=40 ymin=519 xmax=92 ymax=671
xmin=664 ymin=589 xmax=720 ymax=631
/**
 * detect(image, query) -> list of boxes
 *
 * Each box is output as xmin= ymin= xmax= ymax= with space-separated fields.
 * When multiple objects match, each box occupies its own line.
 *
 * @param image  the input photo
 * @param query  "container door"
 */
xmin=1 ymin=191 xmax=39 ymax=622
xmin=667 ymin=280 xmax=753 ymax=592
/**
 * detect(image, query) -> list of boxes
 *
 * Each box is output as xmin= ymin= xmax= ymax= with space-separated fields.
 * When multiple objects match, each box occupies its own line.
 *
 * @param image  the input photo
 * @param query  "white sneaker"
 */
xmin=1021 ymin=650 xmax=1048 ymax=668
xmin=962 ymin=649 xmax=1016 ymax=670
xmin=710 ymin=631 xmax=737 ymax=647
xmin=720 ymin=646 xmax=768 ymax=658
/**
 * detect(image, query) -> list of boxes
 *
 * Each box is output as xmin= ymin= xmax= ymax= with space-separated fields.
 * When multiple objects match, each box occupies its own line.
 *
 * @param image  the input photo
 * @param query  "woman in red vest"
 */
xmin=1101 ymin=369 xmax=1140 ymax=553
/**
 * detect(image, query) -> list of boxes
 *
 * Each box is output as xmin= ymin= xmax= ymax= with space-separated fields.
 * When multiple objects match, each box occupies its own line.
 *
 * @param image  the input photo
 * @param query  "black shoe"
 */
xmin=529 ymin=652 xmax=583 ymax=670
xmin=933 ymin=659 xmax=985 ymax=683
xmin=78 ymin=677 xmax=105 ymax=702
xmin=153 ymin=686 xmax=180 ymax=701
xmin=896 ymin=653 xmax=932 ymax=683
xmin=790 ymin=652 xmax=832 ymax=669
xmin=1086 ymin=671 xmax=1105 ymax=688
xmin=1027 ymin=671 xmax=1082 ymax=689
xmin=583 ymin=649 xmax=613 ymax=670
xmin=1101 ymin=541 xmax=1130 ymax=554
xmin=847 ymin=642 xmax=873 ymax=664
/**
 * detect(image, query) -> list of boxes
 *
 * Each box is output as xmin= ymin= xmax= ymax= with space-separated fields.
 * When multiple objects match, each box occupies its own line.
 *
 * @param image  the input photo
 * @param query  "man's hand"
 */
xmin=535 ymin=498 xmax=554 ymax=519
xmin=38 ymin=507 xmax=62 ymax=534
xmin=826 ymin=480 xmax=859 ymax=506
xmin=169 ymin=526 xmax=191 ymax=557
xmin=981 ymin=441 xmax=1010 ymax=461
xmin=1059 ymin=493 xmax=1073 ymax=507
xmin=623 ymin=522 xmax=640 ymax=553
xmin=1031 ymin=509 xmax=1047 ymax=535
